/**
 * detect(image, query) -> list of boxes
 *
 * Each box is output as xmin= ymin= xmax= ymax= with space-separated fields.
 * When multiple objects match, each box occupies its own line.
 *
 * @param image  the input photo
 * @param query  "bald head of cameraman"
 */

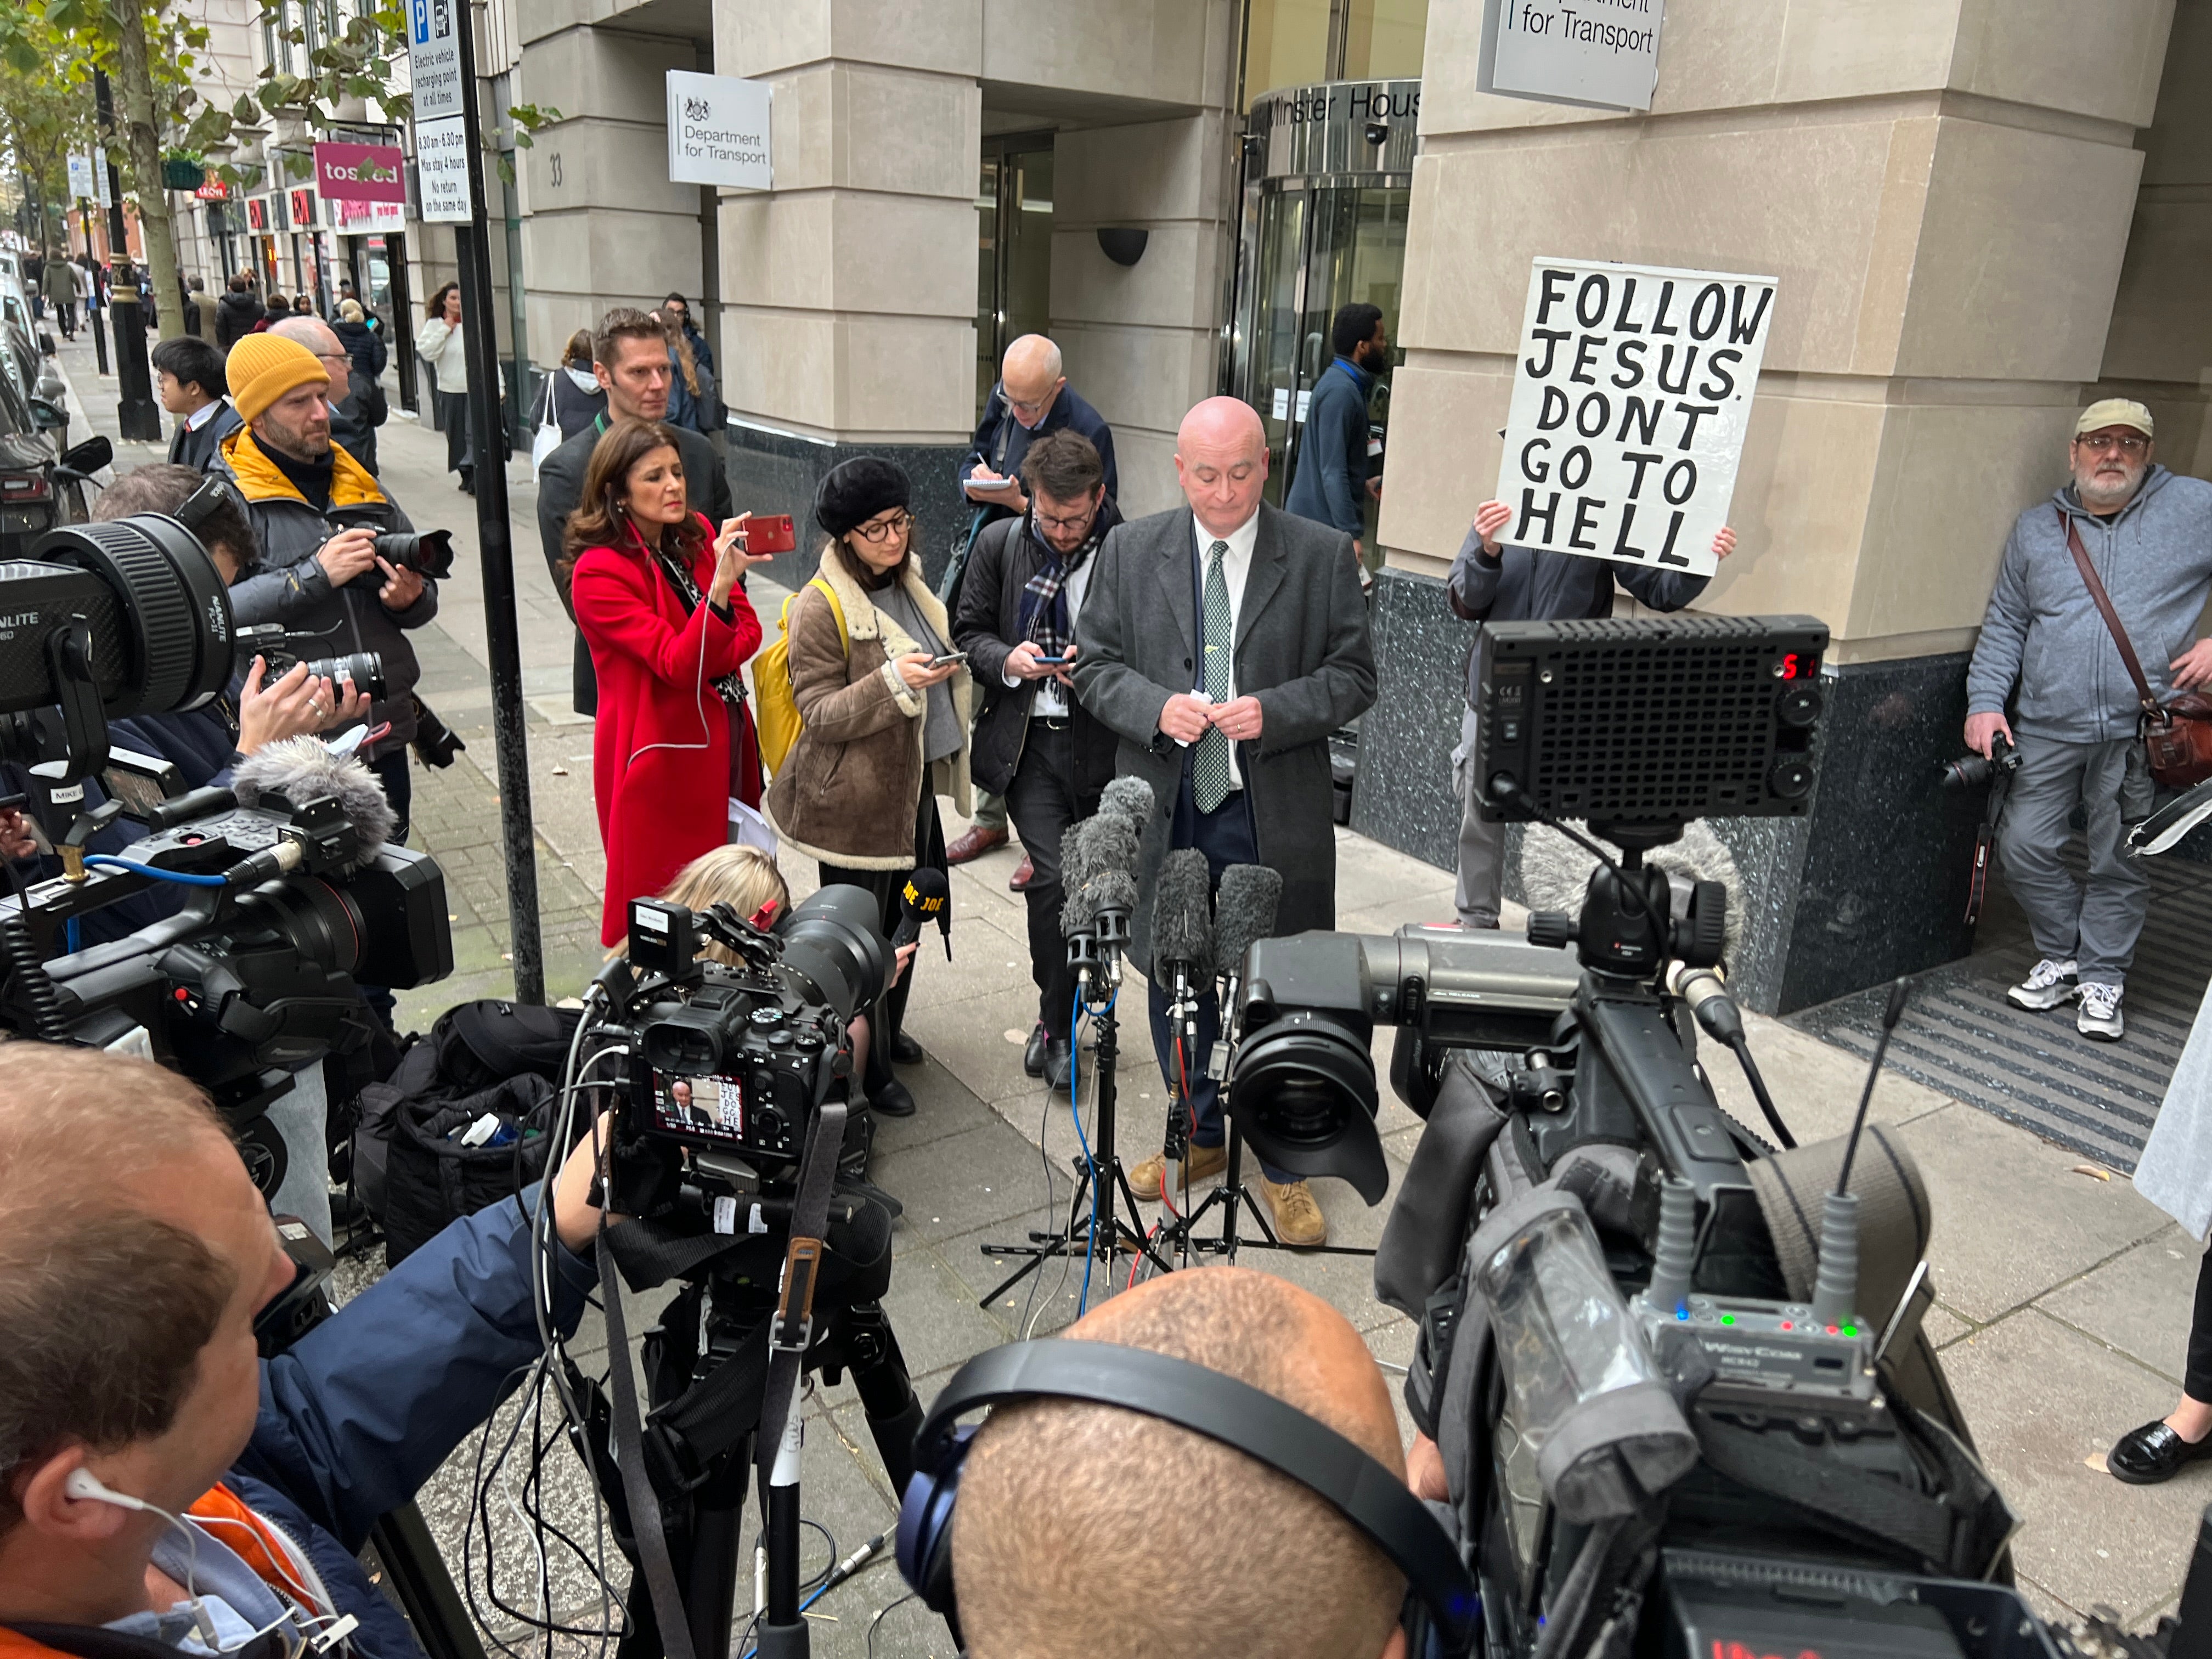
xmin=949 ymin=1267 xmax=1413 ymax=1659
xmin=0 ymin=1044 xmax=606 ymax=1651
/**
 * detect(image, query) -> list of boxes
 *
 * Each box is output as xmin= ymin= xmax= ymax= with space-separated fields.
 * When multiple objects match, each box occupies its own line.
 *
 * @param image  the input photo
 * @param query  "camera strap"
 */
xmin=596 ymin=1234 xmax=697 ymax=1659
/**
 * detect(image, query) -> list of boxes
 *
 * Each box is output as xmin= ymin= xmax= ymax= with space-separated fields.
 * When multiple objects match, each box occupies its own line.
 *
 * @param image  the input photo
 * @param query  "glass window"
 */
xmin=1244 ymin=0 xmax=1332 ymax=108
xmin=973 ymin=140 xmax=1054 ymax=419
xmin=1342 ymin=0 xmax=1425 ymax=80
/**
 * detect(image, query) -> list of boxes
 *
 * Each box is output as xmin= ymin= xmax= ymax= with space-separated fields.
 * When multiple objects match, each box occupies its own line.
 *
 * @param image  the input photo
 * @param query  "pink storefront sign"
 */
xmin=313 ymin=142 xmax=405 ymax=205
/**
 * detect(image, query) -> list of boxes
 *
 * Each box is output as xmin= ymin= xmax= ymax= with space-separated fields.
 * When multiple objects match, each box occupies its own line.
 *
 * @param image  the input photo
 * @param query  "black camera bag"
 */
xmin=352 ymin=1000 xmax=583 ymax=1263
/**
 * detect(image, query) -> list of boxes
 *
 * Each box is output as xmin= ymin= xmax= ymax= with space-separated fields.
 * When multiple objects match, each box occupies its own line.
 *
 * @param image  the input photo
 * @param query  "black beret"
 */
xmin=814 ymin=456 xmax=912 ymax=538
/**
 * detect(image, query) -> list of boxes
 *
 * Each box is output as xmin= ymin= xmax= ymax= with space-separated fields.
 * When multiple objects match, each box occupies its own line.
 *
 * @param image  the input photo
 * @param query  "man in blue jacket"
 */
xmin=1964 ymin=399 xmax=2212 ymax=1043
xmin=1284 ymin=303 xmax=1389 ymax=568
xmin=1449 ymin=498 xmax=1734 ymax=931
xmin=0 ymin=1044 xmax=604 ymax=1659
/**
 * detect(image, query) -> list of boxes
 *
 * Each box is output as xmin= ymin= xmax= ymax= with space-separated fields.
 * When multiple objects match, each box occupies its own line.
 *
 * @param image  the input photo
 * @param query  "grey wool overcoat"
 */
xmin=1073 ymin=500 xmax=1377 ymax=979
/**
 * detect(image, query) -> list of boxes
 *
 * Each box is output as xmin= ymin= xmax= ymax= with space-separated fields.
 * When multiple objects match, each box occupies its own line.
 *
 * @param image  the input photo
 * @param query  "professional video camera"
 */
xmin=558 ymin=885 xmax=925 ymax=1659
xmin=0 ymin=507 xmax=453 ymax=1148
xmin=1210 ymin=616 xmax=2131 ymax=1658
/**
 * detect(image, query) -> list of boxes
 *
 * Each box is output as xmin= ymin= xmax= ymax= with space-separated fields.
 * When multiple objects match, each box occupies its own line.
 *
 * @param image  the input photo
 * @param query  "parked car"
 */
xmin=0 ymin=362 xmax=107 ymax=557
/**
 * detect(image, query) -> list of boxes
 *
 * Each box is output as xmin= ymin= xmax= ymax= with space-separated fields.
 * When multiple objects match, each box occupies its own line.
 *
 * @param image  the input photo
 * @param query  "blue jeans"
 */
xmin=1144 ymin=778 xmax=1289 ymax=1181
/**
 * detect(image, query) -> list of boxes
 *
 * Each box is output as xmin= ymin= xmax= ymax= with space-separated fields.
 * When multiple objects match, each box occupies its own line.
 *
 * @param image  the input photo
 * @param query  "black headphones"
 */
xmin=894 ymin=1339 xmax=1479 ymax=1653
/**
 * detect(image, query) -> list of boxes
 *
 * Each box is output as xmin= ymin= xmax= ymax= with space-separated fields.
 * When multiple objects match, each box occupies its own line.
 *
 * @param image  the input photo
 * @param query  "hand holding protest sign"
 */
xmin=1494 ymin=258 xmax=1776 ymax=579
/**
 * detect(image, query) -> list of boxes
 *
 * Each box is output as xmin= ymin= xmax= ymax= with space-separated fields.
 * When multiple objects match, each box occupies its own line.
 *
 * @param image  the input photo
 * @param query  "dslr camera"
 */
xmin=358 ymin=528 xmax=456 ymax=586
xmin=234 ymin=622 xmax=387 ymax=702
xmin=1938 ymin=730 xmax=2020 ymax=792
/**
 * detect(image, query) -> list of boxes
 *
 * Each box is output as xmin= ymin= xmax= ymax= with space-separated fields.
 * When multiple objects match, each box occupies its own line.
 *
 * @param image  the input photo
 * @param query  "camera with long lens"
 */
xmin=234 ymin=622 xmax=388 ymax=702
xmin=0 ymin=507 xmax=453 ymax=1137
xmin=1215 ymin=618 xmax=2123 ymax=1659
xmin=360 ymin=529 xmax=455 ymax=586
xmin=1938 ymin=730 xmax=2020 ymax=791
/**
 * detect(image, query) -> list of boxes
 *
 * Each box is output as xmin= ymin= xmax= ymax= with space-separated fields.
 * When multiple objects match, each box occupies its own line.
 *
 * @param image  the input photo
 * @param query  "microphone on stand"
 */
xmin=1152 ymin=848 xmax=1216 ymax=1168
xmin=1207 ymin=864 xmax=1283 ymax=1081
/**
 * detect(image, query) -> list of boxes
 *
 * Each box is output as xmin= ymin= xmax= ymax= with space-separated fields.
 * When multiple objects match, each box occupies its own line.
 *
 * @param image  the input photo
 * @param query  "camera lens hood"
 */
xmin=1229 ymin=1011 xmax=1389 ymax=1203
xmin=31 ymin=514 xmax=234 ymax=717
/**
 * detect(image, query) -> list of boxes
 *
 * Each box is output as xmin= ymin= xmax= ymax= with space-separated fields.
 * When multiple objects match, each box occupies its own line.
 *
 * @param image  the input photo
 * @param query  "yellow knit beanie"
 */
xmin=225 ymin=334 xmax=330 ymax=423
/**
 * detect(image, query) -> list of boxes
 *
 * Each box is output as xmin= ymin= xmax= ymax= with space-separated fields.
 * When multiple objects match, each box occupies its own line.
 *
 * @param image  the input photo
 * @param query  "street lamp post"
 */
xmin=93 ymin=69 xmax=160 ymax=440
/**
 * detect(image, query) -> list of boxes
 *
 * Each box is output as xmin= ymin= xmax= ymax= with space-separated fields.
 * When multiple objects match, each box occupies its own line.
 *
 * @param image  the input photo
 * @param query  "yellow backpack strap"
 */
xmin=808 ymin=574 xmax=849 ymax=653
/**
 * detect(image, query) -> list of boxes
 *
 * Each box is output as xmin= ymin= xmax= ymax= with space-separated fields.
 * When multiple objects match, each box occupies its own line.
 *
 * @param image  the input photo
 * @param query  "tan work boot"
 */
xmin=1259 ymin=1177 xmax=1328 ymax=1246
xmin=1128 ymin=1142 xmax=1228 ymax=1203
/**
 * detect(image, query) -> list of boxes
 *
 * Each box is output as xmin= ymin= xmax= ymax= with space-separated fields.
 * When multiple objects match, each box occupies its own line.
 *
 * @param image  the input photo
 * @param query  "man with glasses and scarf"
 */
xmin=949 ymin=334 xmax=1120 ymax=876
xmin=1965 ymin=399 xmax=2212 ymax=1043
xmin=955 ymin=431 xmax=1123 ymax=1091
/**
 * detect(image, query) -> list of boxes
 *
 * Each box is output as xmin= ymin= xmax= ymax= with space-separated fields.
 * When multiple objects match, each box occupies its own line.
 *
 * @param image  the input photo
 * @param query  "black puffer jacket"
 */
xmin=214 ymin=287 xmax=263 ymax=349
xmin=953 ymin=502 xmax=1124 ymax=798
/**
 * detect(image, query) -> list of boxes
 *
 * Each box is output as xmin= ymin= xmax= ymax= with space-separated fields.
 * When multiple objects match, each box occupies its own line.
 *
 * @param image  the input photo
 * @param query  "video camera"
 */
xmin=1212 ymin=617 xmax=2120 ymax=1658
xmin=0 ymin=507 xmax=453 ymax=1136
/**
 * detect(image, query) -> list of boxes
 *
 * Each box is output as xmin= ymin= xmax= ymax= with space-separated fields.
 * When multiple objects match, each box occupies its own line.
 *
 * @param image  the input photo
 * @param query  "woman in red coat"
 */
xmin=565 ymin=418 xmax=771 ymax=945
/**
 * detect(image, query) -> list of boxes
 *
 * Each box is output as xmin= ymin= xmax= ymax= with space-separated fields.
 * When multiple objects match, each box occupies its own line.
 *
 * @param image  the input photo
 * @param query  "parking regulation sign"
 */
xmin=414 ymin=115 xmax=473 ymax=222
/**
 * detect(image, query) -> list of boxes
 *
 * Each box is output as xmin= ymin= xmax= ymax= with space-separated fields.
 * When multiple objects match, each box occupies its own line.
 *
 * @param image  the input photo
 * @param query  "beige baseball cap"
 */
xmin=2075 ymin=398 xmax=2154 ymax=439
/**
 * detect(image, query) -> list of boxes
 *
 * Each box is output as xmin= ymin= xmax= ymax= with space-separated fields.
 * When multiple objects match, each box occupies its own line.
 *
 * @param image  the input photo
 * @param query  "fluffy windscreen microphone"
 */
xmin=1152 ymin=848 xmax=1215 ymax=985
xmin=231 ymin=738 xmax=396 ymax=871
xmin=1211 ymin=864 xmax=1284 ymax=982
xmin=1098 ymin=775 xmax=1156 ymax=834
xmin=1059 ymin=816 xmax=1103 ymax=938
xmin=1082 ymin=814 xmax=1142 ymax=889
xmin=1088 ymin=869 xmax=1139 ymax=924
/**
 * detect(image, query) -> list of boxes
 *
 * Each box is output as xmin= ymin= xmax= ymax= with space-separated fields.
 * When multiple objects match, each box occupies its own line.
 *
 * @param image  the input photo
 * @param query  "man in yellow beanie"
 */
xmin=212 ymin=332 xmax=438 ymax=843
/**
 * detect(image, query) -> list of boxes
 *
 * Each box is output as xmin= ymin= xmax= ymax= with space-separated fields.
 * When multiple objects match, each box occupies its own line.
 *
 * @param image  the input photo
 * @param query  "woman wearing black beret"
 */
xmin=764 ymin=457 xmax=972 ymax=1118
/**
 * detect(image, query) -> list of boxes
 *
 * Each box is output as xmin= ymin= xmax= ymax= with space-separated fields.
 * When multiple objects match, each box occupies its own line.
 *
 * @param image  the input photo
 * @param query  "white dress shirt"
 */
xmin=1192 ymin=508 xmax=1259 ymax=788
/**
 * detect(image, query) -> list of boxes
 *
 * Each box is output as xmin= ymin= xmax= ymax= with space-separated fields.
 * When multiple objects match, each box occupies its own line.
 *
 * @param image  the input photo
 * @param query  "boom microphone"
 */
xmin=230 ymin=738 xmax=396 ymax=873
xmin=891 ymin=866 xmax=952 ymax=957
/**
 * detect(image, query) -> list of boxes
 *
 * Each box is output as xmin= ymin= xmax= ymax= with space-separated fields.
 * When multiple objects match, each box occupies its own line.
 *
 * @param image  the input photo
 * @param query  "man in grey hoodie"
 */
xmin=1965 ymin=399 xmax=2212 ymax=1042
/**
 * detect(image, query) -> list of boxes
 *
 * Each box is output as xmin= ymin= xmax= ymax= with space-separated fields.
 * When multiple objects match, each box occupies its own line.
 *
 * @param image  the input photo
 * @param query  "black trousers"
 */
xmin=2190 ymin=1246 xmax=2212 ymax=1402
xmin=1002 ymin=719 xmax=1099 ymax=1039
xmin=820 ymin=787 xmax=945 ymax=1093
xmin=436 ymin=388 xmax=473 ymax=480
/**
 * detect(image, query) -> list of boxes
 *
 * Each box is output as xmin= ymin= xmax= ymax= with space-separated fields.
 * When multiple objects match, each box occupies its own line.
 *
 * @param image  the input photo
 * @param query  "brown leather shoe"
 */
xmin=1128 ymin=1142 xmax=1228 ymax=1203
xmin=945 ymin=825 xmax=1008 ymax=865
xmin=1008 ymin=854 xmax=1035 ymax=892
xmin=1259 ymin=1177 xmax=1328 ymax=1246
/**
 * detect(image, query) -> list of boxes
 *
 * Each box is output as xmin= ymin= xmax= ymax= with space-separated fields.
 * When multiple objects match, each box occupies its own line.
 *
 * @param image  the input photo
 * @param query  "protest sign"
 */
xmin=1495 ymin=258 xmax=1776 ymax=579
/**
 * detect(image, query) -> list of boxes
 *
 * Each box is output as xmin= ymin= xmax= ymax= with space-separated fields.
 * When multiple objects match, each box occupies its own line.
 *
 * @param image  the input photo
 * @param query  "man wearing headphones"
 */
xmin=0 ymin=1046 xmax=607 ymax=1659
xmin=906 ymin=1266 xmax=1465 ymax=1658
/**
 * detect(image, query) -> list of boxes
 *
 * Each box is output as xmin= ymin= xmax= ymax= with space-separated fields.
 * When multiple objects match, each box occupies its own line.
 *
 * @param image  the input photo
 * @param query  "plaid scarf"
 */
xmin=1015 ymin=516 xmax=1102 ymax=659
xmin=644 ymin=533 xmax=748 ymax=710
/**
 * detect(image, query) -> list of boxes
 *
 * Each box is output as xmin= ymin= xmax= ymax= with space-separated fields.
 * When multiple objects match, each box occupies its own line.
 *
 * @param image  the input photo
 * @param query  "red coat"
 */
xmin=572 ymin=517 xmax=764 ymax=946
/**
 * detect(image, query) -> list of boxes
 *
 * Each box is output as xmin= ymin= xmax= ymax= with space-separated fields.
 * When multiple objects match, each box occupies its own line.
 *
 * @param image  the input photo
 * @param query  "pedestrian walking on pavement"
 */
xmin=953 ymin=430 xmax=1122 ymax=1094
xmin=1447 ymin=500 xmax=1734 ymax=931
xmin=415 ymin=282 xmax=474 ymax=494
xmin=1965 ymin=399 xmax=2212 ymax=1044
xmin=1283 ymin=302 xmax=1390 ymax=577
xmin=947 ymin=332 xmax=1119 ymax=882
xmin=764 ymin=458 xmax=972 ymax=1121
xmin=215 ymin=272 xmax=262 ymax=351
xmin=42 ymin=256 xmax=82 ymax=340
xmin=563 ymin=417 xmax=771 ymax=951
xmin=544 ymin=329 xmax=607 ymax=439
xmin=333 ymin=298 xmax=386 ymax=380
xmin=537 ymin=307 xmax=733 ymax=718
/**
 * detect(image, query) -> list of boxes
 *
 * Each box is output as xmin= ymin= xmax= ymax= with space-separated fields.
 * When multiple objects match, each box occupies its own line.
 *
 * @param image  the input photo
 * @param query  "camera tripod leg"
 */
xmin=683 ymin=1456 xmax=751 ymax=1659
xmin=977 ymin=1151 xmax=1098 ymax=1310
xmin=829 ymin=1300 xmax=923 ymax=1494
xmin=366 ymin=1499 xmax=489 ymax=1659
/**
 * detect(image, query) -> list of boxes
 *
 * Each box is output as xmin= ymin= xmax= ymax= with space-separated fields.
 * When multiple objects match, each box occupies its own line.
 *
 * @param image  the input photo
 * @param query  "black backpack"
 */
xmin=352 ymin=1000 xmax=585 ymax=1265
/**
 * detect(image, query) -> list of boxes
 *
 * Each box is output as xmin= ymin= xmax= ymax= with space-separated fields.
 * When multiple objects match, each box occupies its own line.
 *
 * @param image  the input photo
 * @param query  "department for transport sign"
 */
xmin=666 ymin=70 xmax=771 ymax=190
xmin=1479 ymin=0 xmax=1666 ymax=111
xmin=1495 ymin=258 xmax=1777 ymax=580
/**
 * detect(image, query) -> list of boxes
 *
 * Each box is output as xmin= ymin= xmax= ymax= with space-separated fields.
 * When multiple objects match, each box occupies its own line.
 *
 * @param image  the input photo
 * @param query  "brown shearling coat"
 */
xmin=764 ymin=546 xmax=973 ymax=869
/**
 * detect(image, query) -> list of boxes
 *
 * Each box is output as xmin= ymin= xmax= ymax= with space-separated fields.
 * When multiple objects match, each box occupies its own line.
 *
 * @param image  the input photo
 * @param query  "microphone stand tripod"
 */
xmin=977 ymin=923 xmax=1176 ymax=1309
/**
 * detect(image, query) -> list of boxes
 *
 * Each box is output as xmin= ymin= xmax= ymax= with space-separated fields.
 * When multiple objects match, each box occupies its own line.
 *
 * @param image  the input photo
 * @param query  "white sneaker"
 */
xmin=2007 ymin=957 xmax=2079 ymax=1012
xmin=2078 ymin=982 xmax=2125 ymax=1042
